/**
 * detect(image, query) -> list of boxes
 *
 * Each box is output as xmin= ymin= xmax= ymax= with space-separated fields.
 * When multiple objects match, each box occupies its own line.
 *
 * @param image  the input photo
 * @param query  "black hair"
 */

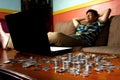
xmin=86 ymin=9 xmax=99 ymax=17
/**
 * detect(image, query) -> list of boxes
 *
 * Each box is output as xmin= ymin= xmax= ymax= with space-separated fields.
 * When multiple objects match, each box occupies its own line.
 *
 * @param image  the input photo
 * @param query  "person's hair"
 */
xmin=86 ymin=9 xmax=99 ymax=17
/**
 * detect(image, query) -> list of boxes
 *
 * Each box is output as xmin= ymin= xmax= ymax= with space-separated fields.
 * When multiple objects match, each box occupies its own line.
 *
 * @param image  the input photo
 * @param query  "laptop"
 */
xmin=5 ymin=8 xmax=72 ymax=56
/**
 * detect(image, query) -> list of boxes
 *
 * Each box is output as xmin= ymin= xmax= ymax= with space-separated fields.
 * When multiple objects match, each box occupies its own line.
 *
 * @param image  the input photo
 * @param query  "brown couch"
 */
xmin=54 ymin=15 xmax=120 ymax=54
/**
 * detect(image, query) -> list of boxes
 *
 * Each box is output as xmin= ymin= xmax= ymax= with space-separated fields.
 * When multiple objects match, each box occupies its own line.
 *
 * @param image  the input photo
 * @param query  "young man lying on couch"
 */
xmin=0 ymin=8 xmax=111 ymax=49
xmin=48 ymin=8 xmax=111 ymax=47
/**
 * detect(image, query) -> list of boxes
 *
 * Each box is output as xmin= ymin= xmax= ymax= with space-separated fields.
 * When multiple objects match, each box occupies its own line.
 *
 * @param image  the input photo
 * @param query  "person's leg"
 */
xmin=0 ymin=22 xmax=10 ymax=49
xmin=6 ymin=36 xmax=14 ymax=49
xmin=48 ymin=32 xmax=86 ymax=47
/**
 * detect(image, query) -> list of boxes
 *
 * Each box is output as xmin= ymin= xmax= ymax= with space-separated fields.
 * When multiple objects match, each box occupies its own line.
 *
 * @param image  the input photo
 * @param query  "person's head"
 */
xmin=85 ymin=9 xmax=99 ymax=23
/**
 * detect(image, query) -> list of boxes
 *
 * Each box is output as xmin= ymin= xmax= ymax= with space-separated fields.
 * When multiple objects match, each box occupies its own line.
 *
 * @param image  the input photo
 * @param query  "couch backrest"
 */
xmin=108 ymin=15 xmax=120 ymax=47
xmin=55 ymin=20 xmax=75 ymax=35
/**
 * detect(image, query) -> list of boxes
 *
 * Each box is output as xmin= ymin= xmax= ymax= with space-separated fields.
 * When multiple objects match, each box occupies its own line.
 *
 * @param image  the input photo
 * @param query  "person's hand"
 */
xmin=99 ymin=8 xmax=111 ymax=22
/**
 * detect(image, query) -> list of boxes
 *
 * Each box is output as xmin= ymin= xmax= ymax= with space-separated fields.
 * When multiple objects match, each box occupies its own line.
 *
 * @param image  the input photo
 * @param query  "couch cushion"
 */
xmin=55 ymin=20 xmax=75 ymax=35
xmin=108 ymin=15 xmax=120 ymax=47
xmin=82 ymin=46 xmax=120 ymax=54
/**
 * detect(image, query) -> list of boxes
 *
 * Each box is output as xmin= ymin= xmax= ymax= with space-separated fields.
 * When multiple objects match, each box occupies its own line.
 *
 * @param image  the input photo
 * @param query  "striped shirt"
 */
xmin=73 ymin=20 xmax=105 ymax=46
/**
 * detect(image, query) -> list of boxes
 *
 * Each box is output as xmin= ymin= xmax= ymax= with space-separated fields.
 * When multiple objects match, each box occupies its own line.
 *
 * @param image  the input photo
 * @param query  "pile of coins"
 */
xmin=52 ymin=53 xmax=120 ymax=77
xmin=4 ymin=52 xmax=120 ymax=77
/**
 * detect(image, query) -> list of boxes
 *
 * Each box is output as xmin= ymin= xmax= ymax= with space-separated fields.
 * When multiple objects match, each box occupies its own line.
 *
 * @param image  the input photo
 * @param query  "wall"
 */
xmin=0 ymin=0 xmax=21 ymax=19
xmin=53 ymin=0 xmax=120 ymax=30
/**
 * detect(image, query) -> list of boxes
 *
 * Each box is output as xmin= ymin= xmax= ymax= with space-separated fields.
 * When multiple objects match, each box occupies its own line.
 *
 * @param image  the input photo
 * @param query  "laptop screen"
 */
xmin=5 ymin=8 xmax=52 ymax=55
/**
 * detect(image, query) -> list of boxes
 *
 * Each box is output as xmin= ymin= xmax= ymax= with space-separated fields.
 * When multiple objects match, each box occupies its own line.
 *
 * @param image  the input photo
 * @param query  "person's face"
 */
xmin=85 ymin=12 xmax=98 ymax=23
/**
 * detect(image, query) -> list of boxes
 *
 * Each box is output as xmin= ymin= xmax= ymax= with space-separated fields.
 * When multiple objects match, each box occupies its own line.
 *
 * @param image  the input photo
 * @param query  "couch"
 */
xmin=54 ymin=15 xmax=120 ymax=54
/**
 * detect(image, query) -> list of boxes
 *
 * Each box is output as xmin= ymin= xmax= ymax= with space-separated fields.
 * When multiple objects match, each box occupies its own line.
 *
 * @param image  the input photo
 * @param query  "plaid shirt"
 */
xmin=73 ymin=20 xmax=105 ymax=46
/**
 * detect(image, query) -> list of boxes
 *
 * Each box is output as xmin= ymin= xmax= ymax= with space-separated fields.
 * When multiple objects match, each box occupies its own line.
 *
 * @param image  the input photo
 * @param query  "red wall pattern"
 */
xmin=53 ymin=0 xmax=120 ymax=30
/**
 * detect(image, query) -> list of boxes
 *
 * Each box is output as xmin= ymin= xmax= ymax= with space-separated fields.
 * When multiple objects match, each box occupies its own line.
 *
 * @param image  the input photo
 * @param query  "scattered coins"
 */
xmin=3 ymin=52 xmax=120 ymax=77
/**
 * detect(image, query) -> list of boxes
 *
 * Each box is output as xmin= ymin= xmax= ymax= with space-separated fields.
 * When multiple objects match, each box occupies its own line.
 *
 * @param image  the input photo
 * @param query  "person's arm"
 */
xmin=99 ymin=8 xmax=111 ymax=22
xmin=72 ymin=17 xmax=85 ymax=28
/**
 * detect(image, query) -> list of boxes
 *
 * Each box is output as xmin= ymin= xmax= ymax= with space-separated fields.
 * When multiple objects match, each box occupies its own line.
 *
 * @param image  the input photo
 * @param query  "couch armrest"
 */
xmin=54 ymin=20 xmax=75 ymax=35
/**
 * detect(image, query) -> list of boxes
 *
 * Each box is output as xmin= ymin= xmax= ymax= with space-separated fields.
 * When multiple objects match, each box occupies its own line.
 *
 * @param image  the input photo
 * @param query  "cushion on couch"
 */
xmin=55 ymin=20 xmax=75 ymax=35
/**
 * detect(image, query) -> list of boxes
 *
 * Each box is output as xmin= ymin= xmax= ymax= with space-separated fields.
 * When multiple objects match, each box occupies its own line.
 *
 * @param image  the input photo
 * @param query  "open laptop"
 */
xmin=5 ymin=8 xmax=72 ymax=56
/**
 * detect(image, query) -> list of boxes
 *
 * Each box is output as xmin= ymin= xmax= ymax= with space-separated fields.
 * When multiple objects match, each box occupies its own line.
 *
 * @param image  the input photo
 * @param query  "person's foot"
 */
xmin=0 ymin=33 xmax=10 ymax=49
